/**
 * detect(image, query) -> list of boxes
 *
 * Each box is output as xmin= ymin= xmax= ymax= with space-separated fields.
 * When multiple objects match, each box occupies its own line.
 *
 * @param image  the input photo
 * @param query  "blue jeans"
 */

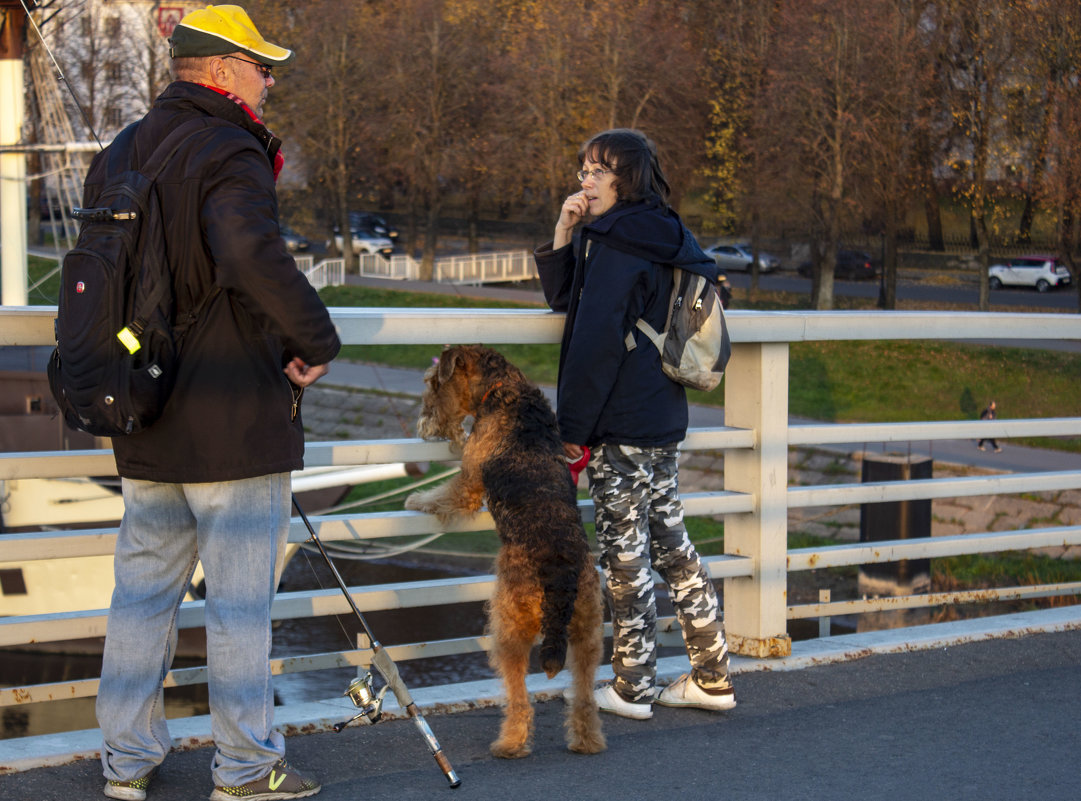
xmin=97 ymin=473 xmax=291 ymax=788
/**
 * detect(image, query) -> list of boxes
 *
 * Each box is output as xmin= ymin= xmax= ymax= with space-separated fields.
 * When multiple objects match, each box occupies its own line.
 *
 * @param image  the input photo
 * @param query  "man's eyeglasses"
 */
xmin=576 ymin=167 xmax=612 ymax=182
xmin=223 ymin=55 xmax=273 ymax=80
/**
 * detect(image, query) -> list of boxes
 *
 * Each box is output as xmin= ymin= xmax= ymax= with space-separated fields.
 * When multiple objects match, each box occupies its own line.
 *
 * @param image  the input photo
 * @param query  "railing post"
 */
xmin=722 ymin=341 xmax=793 ymax=657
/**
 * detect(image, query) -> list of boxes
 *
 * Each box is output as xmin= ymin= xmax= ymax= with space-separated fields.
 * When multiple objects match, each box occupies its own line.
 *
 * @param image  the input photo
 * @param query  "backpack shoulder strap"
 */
xmin=104 ymin=122 xmax=141 ymax=176
xmin=627 ymin=266 xmax=682 ymax=354
xmin=124 ymin=119 xmax=222 ymax=334
xmin=137 ymin=118 xmax=216 ymax=181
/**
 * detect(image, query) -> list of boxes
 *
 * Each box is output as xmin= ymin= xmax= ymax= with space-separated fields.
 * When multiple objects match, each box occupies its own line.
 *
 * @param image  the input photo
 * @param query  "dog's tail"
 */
xmin=538 ymin=536 xmax=584 ymax=678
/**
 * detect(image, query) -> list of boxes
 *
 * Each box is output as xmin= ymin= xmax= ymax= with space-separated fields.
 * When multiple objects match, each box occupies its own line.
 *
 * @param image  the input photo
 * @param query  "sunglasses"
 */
xmin=222 ymin=55 xmax=273 ymax=80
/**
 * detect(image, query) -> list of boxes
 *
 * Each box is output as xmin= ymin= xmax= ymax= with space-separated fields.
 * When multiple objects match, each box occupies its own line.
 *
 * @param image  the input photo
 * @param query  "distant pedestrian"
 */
xmin=717 ymin=274 xmax=732 ymax=308
xmin=977 ymin=400 xmax=1002 ymax=452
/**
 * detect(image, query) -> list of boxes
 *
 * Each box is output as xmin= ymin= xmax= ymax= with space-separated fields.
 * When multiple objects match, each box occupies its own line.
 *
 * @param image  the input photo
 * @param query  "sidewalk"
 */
xmin=3 ymin=608 xmax=1079 ymax=800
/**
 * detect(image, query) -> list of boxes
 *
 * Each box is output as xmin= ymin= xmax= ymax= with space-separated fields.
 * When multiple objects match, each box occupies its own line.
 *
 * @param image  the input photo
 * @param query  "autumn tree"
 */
xmin=858 ymin=0 xmax=937 ymax=309
xmin=761 ymin=0 xmax=884 ymax=310
xmin=582 ymin=0 xmax=712 ymax=209
xmin=936 ymin=0 xmax=1028 ymax=311
xmin=1033 ymin=0 xmax=1081 ymax=309
xmin=250 ymin=0 xmax=379 ymax=273
xmin=702 ymin=0 xmax=781 ymax=295
xmin=496 ymin=0 xmax=593 ymax=229
xmin=369 ymin=0 xmax=496 ymax=278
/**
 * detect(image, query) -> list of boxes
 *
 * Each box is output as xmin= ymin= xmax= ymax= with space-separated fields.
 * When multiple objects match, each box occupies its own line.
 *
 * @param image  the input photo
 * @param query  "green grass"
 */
xmin=936 ymin=550 xmax=1081 ymax=587
xmin=320 ymin=283 xmax=1081 ymax=453
xmin=28 ymin=256 xmax=60 ymax=305
xmin=318 ymin=284 xmax=560 ymax=383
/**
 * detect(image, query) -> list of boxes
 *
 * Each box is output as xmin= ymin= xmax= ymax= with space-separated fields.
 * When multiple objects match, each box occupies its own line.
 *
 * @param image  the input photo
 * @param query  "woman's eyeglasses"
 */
xmin=576 ymin=167 xmax=611 ymax=182
xmin=223 ymin=56 xmax=273 ymax=80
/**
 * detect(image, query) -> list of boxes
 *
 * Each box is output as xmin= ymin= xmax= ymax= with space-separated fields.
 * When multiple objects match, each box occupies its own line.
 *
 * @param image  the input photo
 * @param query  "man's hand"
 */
xmin=284 ymin=357 xmax=329 ymax=387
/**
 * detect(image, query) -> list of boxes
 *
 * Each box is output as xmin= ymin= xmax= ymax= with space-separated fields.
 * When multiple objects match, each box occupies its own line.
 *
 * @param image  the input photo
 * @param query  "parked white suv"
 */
xmin=328 ymin=229 xmax=394 ymax=256
xmin=988 ymin=255 xmax=1072 ymax=292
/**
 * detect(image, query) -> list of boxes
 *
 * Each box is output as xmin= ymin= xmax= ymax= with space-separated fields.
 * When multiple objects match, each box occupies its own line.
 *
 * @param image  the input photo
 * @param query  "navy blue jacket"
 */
xmin=535 ymin=199 xmax=717 ymax=448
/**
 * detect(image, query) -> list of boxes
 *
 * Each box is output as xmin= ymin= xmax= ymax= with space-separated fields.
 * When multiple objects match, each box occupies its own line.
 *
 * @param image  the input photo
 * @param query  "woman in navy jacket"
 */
xmin=535 ymin=129 xmax=736 ymax=719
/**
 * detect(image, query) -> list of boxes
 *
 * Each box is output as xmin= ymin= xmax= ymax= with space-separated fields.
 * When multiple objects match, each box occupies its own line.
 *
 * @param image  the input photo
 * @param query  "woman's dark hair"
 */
xmin=579 ymin=128 xmax=671 ymax=206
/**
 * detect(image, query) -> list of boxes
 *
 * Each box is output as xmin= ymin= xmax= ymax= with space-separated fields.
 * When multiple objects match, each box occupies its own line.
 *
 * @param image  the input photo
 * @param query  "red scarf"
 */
xmin=197 ymin=83 xmax=284 ymax=181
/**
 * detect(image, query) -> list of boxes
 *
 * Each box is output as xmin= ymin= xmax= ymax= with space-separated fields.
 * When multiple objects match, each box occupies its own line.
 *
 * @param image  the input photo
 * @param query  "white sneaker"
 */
xmin=594 ymin=683 xmax=653 ymax=720
xmin=656 ymin=673 xmax=737 ymax=711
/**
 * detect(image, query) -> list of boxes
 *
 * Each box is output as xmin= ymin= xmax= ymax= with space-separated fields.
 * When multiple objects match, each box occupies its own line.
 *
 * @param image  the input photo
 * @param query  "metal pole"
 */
xmin=291 ymin=494 xmax=461 ymax=789
xmin=0 ymin=3 xmax=28 ymax=306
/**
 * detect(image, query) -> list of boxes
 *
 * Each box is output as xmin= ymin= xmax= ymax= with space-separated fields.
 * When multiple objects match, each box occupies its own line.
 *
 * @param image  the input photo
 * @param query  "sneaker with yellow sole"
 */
xmin=209 ymin=760 xmax=320 ymax=801
xmin=656 ymin=673 xmax=737 ymax=711
xmin=104 ymin=767 xmax=158 ymax=801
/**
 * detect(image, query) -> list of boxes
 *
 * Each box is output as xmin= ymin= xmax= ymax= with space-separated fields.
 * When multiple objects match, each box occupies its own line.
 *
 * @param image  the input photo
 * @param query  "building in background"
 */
xmin=36 ymin=1 xmax=197 ymax=142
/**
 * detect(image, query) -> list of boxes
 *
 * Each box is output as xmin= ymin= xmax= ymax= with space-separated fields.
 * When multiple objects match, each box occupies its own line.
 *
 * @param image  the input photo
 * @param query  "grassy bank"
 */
xmin=319 ymin=283 xmax=1081 ymax=453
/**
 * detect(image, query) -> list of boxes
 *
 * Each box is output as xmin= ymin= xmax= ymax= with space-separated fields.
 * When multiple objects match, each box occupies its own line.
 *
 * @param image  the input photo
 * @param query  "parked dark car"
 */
xmin=280 ymin=225 xmax=310 ymax=252
xmin=348 ymin=212 xmax=399 ymax=243
xmin=798 ymin=249 xmax=879 ymax=280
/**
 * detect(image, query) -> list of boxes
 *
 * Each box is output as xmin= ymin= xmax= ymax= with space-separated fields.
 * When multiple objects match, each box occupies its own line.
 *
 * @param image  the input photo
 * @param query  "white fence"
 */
xmin=432 ymin=250 xmax=536 ymax=284
xmin=2 ymin=306 xmax=1081 ymax=719
xmin=299 ymin=249 xmax=538 ymax=285
xmin=360 ymin=253 xmax=420 ymax=281
xmin=352 ymin=250 xmax=537 ymax=285
xmin=300 ymin=257 xmax=345 ymax=290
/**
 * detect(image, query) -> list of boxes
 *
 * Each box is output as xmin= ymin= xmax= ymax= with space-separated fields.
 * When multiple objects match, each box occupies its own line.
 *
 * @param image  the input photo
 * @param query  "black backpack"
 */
xmin=48 ymin=118 xmax=217 ymax=437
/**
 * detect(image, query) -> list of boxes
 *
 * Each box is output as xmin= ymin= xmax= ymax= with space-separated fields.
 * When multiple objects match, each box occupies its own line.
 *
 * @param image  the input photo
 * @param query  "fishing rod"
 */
xmin=291 ymin=494 xmax=462 ymax=790
xmin=19 ymin=0 xmax=104 ymax=150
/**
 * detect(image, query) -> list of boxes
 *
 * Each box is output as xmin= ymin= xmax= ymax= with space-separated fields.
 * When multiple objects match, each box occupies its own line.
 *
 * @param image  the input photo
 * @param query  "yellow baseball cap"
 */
xmin=169 ymin=4 xmax=294 ymax=65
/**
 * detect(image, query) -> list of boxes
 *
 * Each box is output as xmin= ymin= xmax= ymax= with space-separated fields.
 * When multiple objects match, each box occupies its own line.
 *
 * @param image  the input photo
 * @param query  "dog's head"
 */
xmin=415 ymin=345 xmax=523 ymax=445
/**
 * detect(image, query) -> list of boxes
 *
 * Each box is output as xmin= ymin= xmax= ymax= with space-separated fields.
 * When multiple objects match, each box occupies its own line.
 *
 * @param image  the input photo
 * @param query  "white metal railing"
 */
xmin=356 ymin=250 xmax=538 ymax=284
xmin=2 ymin=307 xmax=1081 ymax=710
xmin=360 ymin=252 xmax=417 ymax=280
xmin=301 ymin=256 xmax=345 ymax=289
xmin=433 ymin=250 xmax=537 ymax=284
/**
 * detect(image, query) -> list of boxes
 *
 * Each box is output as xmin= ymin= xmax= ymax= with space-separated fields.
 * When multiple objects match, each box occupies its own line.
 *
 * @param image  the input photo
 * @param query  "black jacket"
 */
xmin=535 ymin=199 xmax=717 ymax=448
xmin=97 ymin=82 xmax=340 ymax=483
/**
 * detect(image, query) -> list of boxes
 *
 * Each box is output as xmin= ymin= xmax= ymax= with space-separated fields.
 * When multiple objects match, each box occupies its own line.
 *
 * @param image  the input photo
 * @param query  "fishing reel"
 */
xmin=333 ymin=669 xmax=388 ymax=732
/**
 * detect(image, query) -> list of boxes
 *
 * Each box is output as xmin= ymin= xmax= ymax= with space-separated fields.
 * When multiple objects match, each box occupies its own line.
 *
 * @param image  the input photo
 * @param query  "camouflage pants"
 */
xmin=586 ymin=442 xmax=731 ymax=703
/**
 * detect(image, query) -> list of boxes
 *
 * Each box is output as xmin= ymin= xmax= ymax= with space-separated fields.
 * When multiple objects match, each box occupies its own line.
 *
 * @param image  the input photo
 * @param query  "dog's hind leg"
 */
xmin=488 ymin=555 xmax=541 ymax=759
xmin=564 ymin=566 xmax=606 ymax=754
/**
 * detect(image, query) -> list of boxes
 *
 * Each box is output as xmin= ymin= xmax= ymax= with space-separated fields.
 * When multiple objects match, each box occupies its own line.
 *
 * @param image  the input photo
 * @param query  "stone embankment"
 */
xmin=304 ymin=384 xmax=1081 ymax=563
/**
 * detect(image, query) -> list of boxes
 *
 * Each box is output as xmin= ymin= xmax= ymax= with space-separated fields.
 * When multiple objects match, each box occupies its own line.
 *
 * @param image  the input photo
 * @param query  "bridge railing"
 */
xmin=2 ymin=306 xmax=1081 ymax=713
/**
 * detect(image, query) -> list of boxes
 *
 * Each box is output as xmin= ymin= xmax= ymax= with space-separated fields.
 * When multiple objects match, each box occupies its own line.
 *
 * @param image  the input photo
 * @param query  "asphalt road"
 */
xmin=4 ymin=628 xmax=1078 ymax=801
xmin=723 ymin=267 xmax=1080 ymax=311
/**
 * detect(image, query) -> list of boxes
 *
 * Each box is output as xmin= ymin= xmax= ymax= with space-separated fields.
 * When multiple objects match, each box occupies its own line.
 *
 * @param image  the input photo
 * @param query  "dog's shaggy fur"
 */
xmin=405 ymin=345 xmax=606 ymax=759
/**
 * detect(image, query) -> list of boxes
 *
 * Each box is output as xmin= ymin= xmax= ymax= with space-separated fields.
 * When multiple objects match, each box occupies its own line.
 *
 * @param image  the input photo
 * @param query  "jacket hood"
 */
xmin=584 ymin=199 xmax=718 ymax=280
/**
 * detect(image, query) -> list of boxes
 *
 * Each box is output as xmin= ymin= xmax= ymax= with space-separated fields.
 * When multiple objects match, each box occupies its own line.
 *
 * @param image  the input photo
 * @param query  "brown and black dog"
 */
xmin=405 ymin=345 xmax=605 ymax=759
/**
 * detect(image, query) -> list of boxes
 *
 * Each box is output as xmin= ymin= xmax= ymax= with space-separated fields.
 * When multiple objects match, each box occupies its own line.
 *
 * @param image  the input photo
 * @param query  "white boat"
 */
xmin=0 ymin=463 xmax=410 ymax=619
xmin=0 ymin=349 xmax=411 ymax=621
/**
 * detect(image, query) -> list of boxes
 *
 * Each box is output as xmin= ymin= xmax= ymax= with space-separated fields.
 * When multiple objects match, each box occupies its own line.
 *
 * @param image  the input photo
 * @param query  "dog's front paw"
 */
xmin=404 ymin=489 xmax=438 ymax=514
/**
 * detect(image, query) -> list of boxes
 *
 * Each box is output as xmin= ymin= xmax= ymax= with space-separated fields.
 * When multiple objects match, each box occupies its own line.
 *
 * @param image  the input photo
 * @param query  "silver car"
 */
xmin=704 ymin=243 xmax=779 ymax=273
xmin=329 ymin=229 xmax=394 ymax=256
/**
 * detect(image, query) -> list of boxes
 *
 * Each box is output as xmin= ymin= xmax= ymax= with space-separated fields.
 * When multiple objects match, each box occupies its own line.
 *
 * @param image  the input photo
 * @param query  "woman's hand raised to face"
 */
xmin=554 ymin=191 xmax=589 ymax=249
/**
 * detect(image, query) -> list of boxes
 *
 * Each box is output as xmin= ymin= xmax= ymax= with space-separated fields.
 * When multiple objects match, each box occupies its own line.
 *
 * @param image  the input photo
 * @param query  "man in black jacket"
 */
xmin=95 ymin=7 xmax=338 ymax=801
